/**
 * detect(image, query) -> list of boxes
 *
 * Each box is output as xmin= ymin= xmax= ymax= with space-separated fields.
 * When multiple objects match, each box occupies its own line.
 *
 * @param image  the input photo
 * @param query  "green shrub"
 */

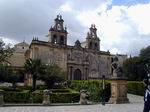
xmin=0 ymin=86 xmax=22 ymax=91
xmin=31 ymin=89 xmax=79 ymax=103
xmin=51 ymin=92 xmax=79 ymax=103
xmin=32 ymin=90 xmax=43 ymax=103
xmin=4 ymin=90 xmax=30 ymax=103
xmin=51 ymin=89 xmax=70 ymax=93
xmin=127 ymin=81 xmax=145 ymax=96
xmin=69 ymin=80 xmax=111 ymax=102
xmin=17 ymin=86 xmax=32 ymax=91
xmin=52 ymin=84 xmax=65 ymax=89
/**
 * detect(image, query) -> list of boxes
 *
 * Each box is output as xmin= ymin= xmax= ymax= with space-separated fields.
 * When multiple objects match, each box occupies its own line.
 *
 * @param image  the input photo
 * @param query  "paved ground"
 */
xmin=0 ymin=94 xmax=144 ymax=112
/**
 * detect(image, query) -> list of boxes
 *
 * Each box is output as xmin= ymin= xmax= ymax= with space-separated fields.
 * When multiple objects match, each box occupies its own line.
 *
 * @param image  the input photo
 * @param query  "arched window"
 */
xmin=73 ymin=69 xmax=82 ymax=80
xmin=60 ymin=36 xmax=64 ymax=45
xmin=70 ymin=66 xmax=73 ymax=80
xmin=53 ymin=35 xmax=57 ymax=44
xmin=57 ymin=24 xmax=61 ymax=30
xmin=89 ymin=42 xmax=92 ymax=49
xmin=95 ymin=43 xmax=97 ymax=50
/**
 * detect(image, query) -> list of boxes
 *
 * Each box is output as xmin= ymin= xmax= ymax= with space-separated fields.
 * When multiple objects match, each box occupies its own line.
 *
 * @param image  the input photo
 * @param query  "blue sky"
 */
xmin=0 ymin=0 xmax=150 ymax=56
xmin=112 ymin=0 xmax=150 ymax=6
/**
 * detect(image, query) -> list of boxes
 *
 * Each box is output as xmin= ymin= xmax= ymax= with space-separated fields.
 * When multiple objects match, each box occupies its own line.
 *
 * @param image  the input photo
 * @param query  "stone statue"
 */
xmin=111 ymin=55 xmax=123 ymax=78
xmin=79 ymin=90 xmax=90 ymax=105
xmin=43 ymin=89 xmax=51 ymax=105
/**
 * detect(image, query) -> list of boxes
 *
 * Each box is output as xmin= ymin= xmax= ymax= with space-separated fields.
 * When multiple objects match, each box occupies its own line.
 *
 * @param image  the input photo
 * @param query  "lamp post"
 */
xmin=102 ymin=75 xmax=105 ymax=105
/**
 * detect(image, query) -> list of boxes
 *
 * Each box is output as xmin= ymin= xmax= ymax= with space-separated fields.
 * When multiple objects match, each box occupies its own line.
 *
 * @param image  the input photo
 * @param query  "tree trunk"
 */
xmin=32 ymin=74 xmax=37 ymax=91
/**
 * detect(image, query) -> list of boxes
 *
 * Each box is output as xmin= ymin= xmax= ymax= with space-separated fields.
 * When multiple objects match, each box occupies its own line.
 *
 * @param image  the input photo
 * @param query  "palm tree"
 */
xmin=25 ymin=58 xmax=44 ymax=91
xmin=40 ymin=64 xmax=65 ymax=89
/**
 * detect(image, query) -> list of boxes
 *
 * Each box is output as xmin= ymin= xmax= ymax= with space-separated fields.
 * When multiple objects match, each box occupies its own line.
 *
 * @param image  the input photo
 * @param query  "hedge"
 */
xmin=51 ymin=92 xmax=79 ymax=103
xmin=69 ymin=80 xmax=111 ymax=102
xmin=127 ymin=81 xmax=145 ymax=96
xmin=4 ymin=90 xmax=30 ymax=103
xmin=32 ymin=89 xmax=80 ymax=103
xmin=32 ymin=90 xmax=43 ymax=103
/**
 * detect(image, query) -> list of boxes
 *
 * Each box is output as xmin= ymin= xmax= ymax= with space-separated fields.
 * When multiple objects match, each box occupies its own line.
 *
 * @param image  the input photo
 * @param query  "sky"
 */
xmin=0 ymin=0 xmax=150 ymax=56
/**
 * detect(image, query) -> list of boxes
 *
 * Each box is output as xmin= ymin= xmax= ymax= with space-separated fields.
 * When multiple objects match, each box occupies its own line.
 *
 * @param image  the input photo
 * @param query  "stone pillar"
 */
xmin=42 ymin=89 xmax=50 ymax=105
xmin=0 ymin=90 xmax=4 ymax=106
xmin=109 ymin=78 xmax=129 ymax=104
xmin=109 ymin=55 xmax=129 ymax=104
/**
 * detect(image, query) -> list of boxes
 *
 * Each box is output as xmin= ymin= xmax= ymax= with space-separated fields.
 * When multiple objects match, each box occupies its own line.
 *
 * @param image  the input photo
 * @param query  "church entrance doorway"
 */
xmin=73 ymin=69 xmax=82 ymax=80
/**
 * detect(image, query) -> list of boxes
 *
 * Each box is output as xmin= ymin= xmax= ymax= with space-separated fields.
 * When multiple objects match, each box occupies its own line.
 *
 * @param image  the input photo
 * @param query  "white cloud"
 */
xmin=60 ymin=2 xmax=72 ymax=12
xmin=0 ymin=0 xmax=150 ymax=56
xmin=76 ymin=2 xmax=150 ymax=56
xmin=128 ymin=3 xmax=150 ymax=35
xmin=0 ymin=37 xmax=18 ymax=47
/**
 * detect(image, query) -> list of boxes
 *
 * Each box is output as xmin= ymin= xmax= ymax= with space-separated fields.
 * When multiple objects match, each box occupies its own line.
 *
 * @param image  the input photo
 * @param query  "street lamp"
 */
xmin=102 ymin=75 xmax=105 ymax=105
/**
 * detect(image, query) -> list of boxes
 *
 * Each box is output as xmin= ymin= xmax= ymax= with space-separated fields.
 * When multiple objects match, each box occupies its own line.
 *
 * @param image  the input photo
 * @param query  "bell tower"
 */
xmin=48 ymin=15 xmax=68 ymax=45
xmin=86 ymin=24 xmax=100 ymax=51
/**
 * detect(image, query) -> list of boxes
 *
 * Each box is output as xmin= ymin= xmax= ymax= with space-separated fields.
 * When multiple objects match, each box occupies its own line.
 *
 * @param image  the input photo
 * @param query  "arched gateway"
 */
xmin=73 ymin=69 xmax=82 ymax=80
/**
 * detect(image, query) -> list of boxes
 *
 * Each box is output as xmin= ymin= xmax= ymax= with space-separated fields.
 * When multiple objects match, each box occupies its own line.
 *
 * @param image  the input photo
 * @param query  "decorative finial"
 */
xmin=57 ymin=15 xmax=59 ymax=19
xmin=60 ymin=15 xmax=62 ymax=19
xmin=65 ymin=26 xmax=67 ymax=30
xmin=87 ymin=32 xmax=90 ymax=36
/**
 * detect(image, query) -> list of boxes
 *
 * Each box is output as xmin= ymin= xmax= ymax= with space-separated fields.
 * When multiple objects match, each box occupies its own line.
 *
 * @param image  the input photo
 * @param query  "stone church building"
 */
xmin=26 ymin=15 xmax=126 ymax=80
xmin=9 ymin=15 xmax=127 ymax=81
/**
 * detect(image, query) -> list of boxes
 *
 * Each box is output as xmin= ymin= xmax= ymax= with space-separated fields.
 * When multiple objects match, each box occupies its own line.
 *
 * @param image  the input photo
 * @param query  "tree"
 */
xmin=24 ymin=58 xmax=44 ymax=91
xmin=123 ymin=46 xmax=150 ymax=81
xmin=40 ymin=64 xmax=65 ymax=89
xmin=0 ymin=39 xmax=13 ymax=63
xmin=140 ymin=46 xmax=150 ymax=66
xmin=0 ymin=64 xmax=9 ymax=82
xmin=124 ymin=56 xmax=146 ymax=81
xmin=8 ymin=72 xmax=20 ymax=89
xmin=0 ymin=64 xmax=22 ymax=88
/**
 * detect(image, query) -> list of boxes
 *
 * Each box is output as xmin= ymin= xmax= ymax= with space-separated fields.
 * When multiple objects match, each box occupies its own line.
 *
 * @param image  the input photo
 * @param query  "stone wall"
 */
xmin=8 ymin=52 xmax=26 ymax=67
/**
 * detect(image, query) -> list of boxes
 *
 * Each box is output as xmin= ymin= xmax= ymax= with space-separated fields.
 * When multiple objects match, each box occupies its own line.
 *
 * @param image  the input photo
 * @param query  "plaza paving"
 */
xmin=0 ymin=94 xmax=144 ymax=112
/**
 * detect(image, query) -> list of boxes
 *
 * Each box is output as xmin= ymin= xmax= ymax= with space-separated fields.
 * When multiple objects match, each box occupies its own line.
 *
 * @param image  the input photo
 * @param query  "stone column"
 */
xmin=0 ymin=90 xmax=4 ymax=106
xmin=109 ymin=55 xmax=129 ymax=104
xmin=109 ymin=77 xmax=129 ymax=104
xmin=42 ymin=89 xmax=50 ymax=105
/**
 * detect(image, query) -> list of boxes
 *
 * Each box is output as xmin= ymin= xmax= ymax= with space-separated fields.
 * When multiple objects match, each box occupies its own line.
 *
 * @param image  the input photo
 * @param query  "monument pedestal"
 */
xmin=109 ymin=78 xmax=129 ymax=104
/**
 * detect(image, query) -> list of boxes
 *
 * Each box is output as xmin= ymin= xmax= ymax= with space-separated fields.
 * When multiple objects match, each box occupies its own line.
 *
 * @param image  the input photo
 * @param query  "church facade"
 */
xmin=27 ymin=15 xmax=127 ymax=80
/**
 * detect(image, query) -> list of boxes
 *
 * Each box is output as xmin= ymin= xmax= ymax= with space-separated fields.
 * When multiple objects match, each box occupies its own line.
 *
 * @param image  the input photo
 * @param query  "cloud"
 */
xmin=76 ymin=2 xmax=150 ymax=56
xmin=0 ymin=0 xmax=150 ymax=56
xmin=0 ymin=36 xmax=18 ymax=47
xmin=60 ymin=2 xmax=72 ymax=12
xmin=128 ymin=3 xmax=150 ymax=35
xmin=0 ymin=0 xmax=66 ymax=42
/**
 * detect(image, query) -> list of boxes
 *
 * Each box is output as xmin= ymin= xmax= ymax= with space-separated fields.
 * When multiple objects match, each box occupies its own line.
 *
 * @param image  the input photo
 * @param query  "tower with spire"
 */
xmin=86 ymin=24 xmax=100 ymax=51
xmin=48 ymin=15 xmax=68 ymax=45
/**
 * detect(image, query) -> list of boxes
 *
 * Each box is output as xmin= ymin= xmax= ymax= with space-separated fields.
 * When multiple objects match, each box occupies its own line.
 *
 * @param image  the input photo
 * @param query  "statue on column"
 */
xmin=111 ymin=55 xmax=123 ymax=78
xmin=109 ymin=55 xmax=129 ymax=103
